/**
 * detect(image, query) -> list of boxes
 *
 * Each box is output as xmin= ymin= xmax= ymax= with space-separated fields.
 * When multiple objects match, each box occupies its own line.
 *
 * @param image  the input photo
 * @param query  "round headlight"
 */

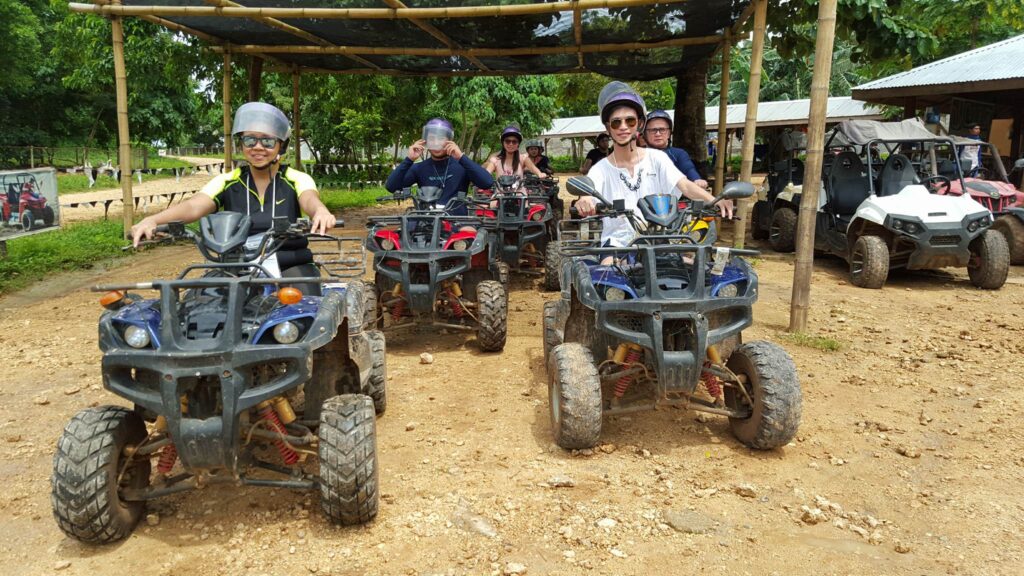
xmin=451 ymin=240 xmax=469 ymax=251
xmin=604 ymin=287 xmax=626 ymax=301
xmin=273 ymin=321 xmax=300 ymax=344
xmin=380 ymin=238 xmax=396 ymax=250
xmin=904 ymin=222 xmax=919 ymax=234
xmin=891 ymin=219 xmax=903 ymax=230
xmin=967 ymin=221 xmax=979 ymax=233
xmin=717 ymin=283 xmax=739 ymax=298
xmin=124 ymin=325 xmax=151 ymax=349
xmin=532 ymin=211 xmax=544 ymax=221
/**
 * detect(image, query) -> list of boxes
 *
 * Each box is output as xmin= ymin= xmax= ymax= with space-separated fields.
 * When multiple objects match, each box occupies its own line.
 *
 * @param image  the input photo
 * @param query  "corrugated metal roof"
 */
xmin=854 ymin=34 xmax=1024 ymax=92
xmin=540 ymin=97 xmax=883 ymax=138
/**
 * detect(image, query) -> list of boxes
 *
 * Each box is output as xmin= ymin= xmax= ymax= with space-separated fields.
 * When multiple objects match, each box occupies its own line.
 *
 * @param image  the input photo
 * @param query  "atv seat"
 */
xmin=827 ymin=151 xmax=869 ymax=217
xmin=937 ymin=158 xmax=957 ymax=179
xmin=877 ymin=153 xmax=919 ymax=197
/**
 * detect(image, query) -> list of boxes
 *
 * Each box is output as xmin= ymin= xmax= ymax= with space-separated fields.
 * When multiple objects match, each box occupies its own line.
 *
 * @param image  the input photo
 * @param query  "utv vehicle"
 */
xmin=367 ymin=186 xmax=508 ymax=351
xmin=771 ymin=119 xmax=1009 ymax=289
xmin=2 ymin=172 xmax=55 ymax=231
xmin=544 ymin=176 xmax=801 ymax=451
xmin=52 ymin=214 xmax=385 ymax=544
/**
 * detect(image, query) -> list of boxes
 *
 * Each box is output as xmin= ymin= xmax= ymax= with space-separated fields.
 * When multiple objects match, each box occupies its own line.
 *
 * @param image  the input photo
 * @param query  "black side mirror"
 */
xmin=719 ymin=181 xmax=755 ymax=202
xmin=566 ymin=175 xmax=613 ymax=207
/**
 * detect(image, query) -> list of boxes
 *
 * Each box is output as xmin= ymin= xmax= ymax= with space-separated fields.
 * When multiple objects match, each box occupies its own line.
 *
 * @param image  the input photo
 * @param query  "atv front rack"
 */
xmin=308 ymin=234 xmax=366 ymax=279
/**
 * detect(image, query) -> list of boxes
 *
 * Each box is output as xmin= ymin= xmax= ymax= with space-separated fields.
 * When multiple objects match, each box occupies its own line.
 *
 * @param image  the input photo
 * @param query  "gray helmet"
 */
xmin=232 ymin=102 xmax=291 ymax=141
xmin=646 ymin=109 xmax=673 ymax=131
xmin=597 ymin=81 xmax=646 ymax=125
xmin=524 ymin=138 xmax=543 ymax=151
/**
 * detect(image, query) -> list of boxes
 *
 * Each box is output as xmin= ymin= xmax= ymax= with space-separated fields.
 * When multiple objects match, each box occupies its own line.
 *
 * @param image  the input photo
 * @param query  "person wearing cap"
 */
xmin=643 ymin=109 xmax=708 ymax=189
xmin=385 ymin=118 xmax=494 ymax=215
xmin=524 ymin=139 xmax=553 ymax=176
xmin=484 ymin=125 xmax=546 ymax=179
xmin=575 ymin=81 xmax=731 ymax=250
xmin=131 ymin=101 xmax=333 ymax=248
xmin=581 ymin=133 xmax=610 ymax=175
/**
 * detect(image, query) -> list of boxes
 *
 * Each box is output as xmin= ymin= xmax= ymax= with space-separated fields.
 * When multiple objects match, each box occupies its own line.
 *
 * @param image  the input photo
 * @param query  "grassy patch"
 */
xmin=780 ymin=331 xmax=841 ymax=352
xmin=319 ymin=187 xmax=388 ymax=211
xmin=0 ymin=220 xmax=130 ymax=295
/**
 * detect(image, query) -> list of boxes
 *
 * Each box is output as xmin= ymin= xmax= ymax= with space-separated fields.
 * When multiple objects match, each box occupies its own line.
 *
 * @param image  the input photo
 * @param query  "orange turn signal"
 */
xmin=100 ymin=290 xmax=126 ymax=310
xmin=277 ymin=287 xmax=303 ymax=305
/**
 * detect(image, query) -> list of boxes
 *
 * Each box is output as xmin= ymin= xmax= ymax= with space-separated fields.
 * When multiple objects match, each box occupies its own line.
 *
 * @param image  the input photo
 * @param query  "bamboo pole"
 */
xmin=69 ymin=0 xmax=686 ymax=20
xmin=714 ymin=30 xmax=731 ymax=195
xmin=249 ymin=57 xmax=263 ymax=101
xmin=789 ymin=0 xmax=839 ymax=333
xmin=111 ymin=2 xmax=134 ymax=239
xmin=263 ymin=65 xmax=594 ymax=77
xmin=732 ymin=0 xmax=767 ymax=249
xmin=223 ymin=52 xmax=232 ymax=171
xmin=292 ymin=70 xmax=301 ymax=167
xmin=211 ymin=35 xmax=722 ymax=57
xmin=381 ymin=0 xmax=489 ymax=71
xmin=573 ymin=1 xmax=584 ymax=69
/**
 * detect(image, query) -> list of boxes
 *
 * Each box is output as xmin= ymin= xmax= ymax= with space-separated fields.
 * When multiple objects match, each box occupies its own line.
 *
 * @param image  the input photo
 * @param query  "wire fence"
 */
xmin=0 ymin=145 xmax=152 ymax=171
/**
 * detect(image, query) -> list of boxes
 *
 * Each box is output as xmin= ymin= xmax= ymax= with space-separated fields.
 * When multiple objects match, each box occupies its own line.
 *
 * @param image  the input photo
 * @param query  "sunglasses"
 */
xmin=240 ymin=135 xmax=279 ymax=149
xmin=609 ymin=117 xmax=638 ymax=130
xmin=503 ymin=138 xmax=520 ymax=145
xmin=645 ymin=127 xmax=669 ymax=135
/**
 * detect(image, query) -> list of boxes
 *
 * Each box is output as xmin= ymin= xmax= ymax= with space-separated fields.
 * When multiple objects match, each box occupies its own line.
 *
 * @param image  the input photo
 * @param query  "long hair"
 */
xmin=496 ymin=148 xmax=520 ymax=175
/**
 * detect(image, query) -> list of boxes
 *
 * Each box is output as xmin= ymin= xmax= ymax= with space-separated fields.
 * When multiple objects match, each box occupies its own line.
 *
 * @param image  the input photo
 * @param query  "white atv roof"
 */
xmin=828 ymin=119 xmax=939 ymax=147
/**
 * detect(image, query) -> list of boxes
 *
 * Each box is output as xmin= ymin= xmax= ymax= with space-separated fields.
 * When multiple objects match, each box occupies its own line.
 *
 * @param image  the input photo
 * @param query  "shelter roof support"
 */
xmin=292 ymin=70 xmax=301 ymax=166
xmin=112 ymin=0 xmax=134 ymax=238
xmin=789 ymin=0 xmax=839 ymax=332
xmin=733 ymin=0 xmax=766 ymax=249
xmin=714 ymin=30 xmax=731 ymax=195
xmin=223 ymin=52 xmax=233 ymax=170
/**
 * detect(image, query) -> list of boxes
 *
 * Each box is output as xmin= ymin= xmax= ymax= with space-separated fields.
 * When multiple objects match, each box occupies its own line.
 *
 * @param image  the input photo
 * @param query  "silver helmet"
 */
xmin=231 ymin=102 xmax=291 ymax=141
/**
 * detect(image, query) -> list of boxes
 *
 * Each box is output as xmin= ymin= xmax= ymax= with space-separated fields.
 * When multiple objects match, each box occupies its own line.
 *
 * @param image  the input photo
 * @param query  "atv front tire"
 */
xmin=992 ymin=215 xmax=1024 ymax=265
xmin=42 ymin=206 xmax=55 ymax=227
xmin=850 ymin=235 xmax=889 ymax=289
xmin=20 ymin=210 xmax=34 ymax=231
xmin=543 ymin=240 xmax=562 ymax=291
xmin=363 ymin=284 xmax=380 ymax=330
xmin=318 ymin=395 xmax=378 ymax=525
xmin=769 ymin=207 xmax=797 ymax=252
xmin=751 ymin=201 xmax=769 ymax=240
xmin=51 ymin=406 xmax=151 ymax=544
xmin=476 ymin=280 xmax=507 ymax=352
xmin=365 ymin=330 xmax=388 ymax=415
xmin=548 ymin=343 xmax=602 ymax=450
xmin=725 ymin=341 xmax=801 ymax=450
xmin=967 ymin=229 xmax=1009 ymax=289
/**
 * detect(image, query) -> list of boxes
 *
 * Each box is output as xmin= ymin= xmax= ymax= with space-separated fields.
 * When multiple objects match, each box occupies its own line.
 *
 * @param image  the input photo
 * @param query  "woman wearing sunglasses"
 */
xmin=131 ymin=102 xmax=333 ymax=248
xmin=574 ymin=81 xmax=732 ymax=249
xmin=483 ymin=125 xmax=546 ymax=179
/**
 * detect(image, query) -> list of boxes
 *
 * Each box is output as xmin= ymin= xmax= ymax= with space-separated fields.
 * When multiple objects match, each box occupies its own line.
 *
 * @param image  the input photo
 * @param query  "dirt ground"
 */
xmin=1 ymin=197 xmax=1022 ymax=576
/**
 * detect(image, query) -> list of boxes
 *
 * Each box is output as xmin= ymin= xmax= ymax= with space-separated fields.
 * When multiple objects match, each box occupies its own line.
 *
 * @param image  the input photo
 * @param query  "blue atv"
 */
xmin=366 ymin=185 xmax=508 ymax=351
xmin=543 ymin=177 xmax=802 ymax=450
xmin=52 ymin=213 xmax=386 ymax=544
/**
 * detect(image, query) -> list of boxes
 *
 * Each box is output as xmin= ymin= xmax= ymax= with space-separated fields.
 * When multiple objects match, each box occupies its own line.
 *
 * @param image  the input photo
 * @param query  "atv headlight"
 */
xmin=380 ymin=238 xmax=396 ymax=250
xmin=902 ymin=222 xmax=919 ymax=234
xmin=717 ymin=283 xmax=739 ymax=298
xmin=273 ymin=321 xmax=301 ymax=344
xmin=891 ymin=219 xmax=903 ymax=230
xmin=967 ymin=220 xmax=979 ymax=233
xmin=604 ymin=287 xmax=626 ymax=301
xmin=451 ymin=239 xmax=469 ymax=251
xmin=532 ymin=210 xmax=545 ymax=221
xmin=123 ymin=325 xmax=151 ymax=349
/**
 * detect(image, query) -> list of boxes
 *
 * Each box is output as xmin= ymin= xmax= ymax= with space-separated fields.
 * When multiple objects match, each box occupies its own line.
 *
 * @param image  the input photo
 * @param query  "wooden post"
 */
xmin=248 ymin=56 xmax=263 ymax=101
xmin=223 ymin=52 xmax=233 ymax=170
xmin=111 ymin=1 xmax=134 ymax=238
xmin=292 ymin=70 xmax=302 ymax=167
xmin=714 ymin=30 xmax=731 ymax=195
xmin=789 ymin=0 xmax=839 ymax=333
xmin=733 ymin=0 xmax=766 ymax=249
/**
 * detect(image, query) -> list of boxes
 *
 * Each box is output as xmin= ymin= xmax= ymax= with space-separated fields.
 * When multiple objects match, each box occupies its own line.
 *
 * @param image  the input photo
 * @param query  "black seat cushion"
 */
xmin=828 ymin=151 xmax=869 ymax=215
xmin=877 ymin=153 xmax=919 ymax=197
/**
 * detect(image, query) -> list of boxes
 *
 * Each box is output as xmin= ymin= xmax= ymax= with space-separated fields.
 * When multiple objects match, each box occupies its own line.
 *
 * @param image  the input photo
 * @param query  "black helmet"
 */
xmin=597 ymin=81 xmax=646 ymax=126
xmin=646 ymin=109 xmax=673 ymax=131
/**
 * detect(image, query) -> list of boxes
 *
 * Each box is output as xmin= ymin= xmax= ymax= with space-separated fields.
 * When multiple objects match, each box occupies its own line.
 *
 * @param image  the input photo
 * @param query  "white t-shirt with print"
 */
xmin=586 ymin=148 xmax=685 ymax=246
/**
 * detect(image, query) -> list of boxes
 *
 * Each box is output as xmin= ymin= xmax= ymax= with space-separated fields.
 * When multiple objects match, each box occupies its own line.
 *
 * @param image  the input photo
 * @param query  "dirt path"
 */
xmin=1 ymin=202 xmax=1022 ymax=576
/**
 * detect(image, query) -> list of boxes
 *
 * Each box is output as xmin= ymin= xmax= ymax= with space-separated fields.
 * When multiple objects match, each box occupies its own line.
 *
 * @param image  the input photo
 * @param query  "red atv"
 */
xmin=2 ymin=173 xmax=55 ymax=231
xmin=935 ymin=143 xmax=1024 ymax=264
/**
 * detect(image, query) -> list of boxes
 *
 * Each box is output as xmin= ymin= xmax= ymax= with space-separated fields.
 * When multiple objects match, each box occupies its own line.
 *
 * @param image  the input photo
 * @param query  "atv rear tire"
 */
xmin=967 ymin=229 xmax=1009 ymax=290
xmin=751 ymin=201 xmax=769 ymax=240
xmin=543 ymin=241 xmax=562 ymax=291
xmin=363 ymin=284 xmax=380 ymax=330
xmin=51 ymin=406 xmax=151 ymax=544
xmin=849 ymin=235 xmax=889 ymax=289
xmin=365 ymin=330 xmax=388 ymax=415
xmin=42 ymin=206 xmax=55 ymax=227
xmin=542 ymin=300 xmax=563 ymax=366
xmin=992 ymin=216 xmax=1024 ymax=265
xmin=725 ymin=341 xmax=801 ymax=450
xmin=548 ymin=343 xmax=602 ymax=450
xmin=476 ymin=280 xmax=507 ymax=352
xmin=318 ymin=395 xmax=378 ymax=525
xmin=769 ymin=207 xmax=796 ymax=252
